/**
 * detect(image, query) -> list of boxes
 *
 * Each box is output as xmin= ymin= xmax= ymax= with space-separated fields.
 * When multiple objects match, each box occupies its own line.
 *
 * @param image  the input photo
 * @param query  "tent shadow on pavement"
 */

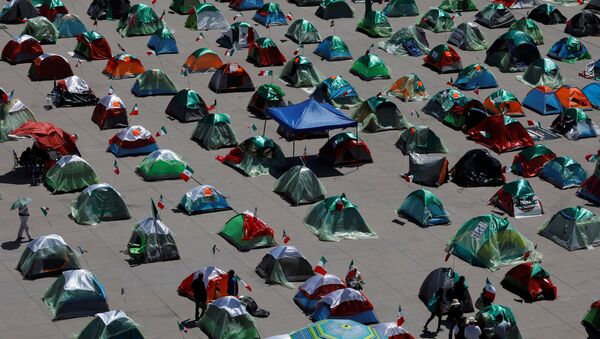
xmin=280 ymin=156 xmax=344 ymax=178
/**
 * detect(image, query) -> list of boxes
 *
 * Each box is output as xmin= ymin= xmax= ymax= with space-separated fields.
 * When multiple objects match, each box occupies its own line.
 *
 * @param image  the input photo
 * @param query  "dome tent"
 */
xmin=398 ymin=189 xmax=450 ymax=227
xmin=107 ymin=125 xmax=158 ymax=157
xmin=539 ymin=206 xmax=600 ymax=251
xmin=199 ymin=297 xmax=260 ymax=339
xmin=279 ymin=55 xmax=322 ymax=88
xmin=448 ymin=22 xmax=487 ymax=51
xmin=450 ymin=149 xmax=505 ymax=187
xmin=548 ymin=36 xmax=591 ymax=64
xmin=311 ymin=76 xmax=362 ymax=109
xmin=476 ymin=304 xmax=523 ymax=339
xmin=178 ymin=184 xmax=231 ymax=214
xmin=191 ymin=113 xmax=238 ymax=150
xmin=17 ymin=234 xmax=80 ymax=279
xmin=303 ymin=193 xmax=377 ymax=241
xmin=440 ymin=0 xmax=477 ymax=12
xmin=555 ymin=86 xmax=593 ymax=110
xmin=285 ymin=19 xmax=321 ymax=44
xmin=475 ymin=3 xmax=516 ymax=28
xmin=467 ymin=115 xmax=534 ymax=153
xmin=294 ymin=274 xmax=345 ymax=314
xmin=577 ymin=159 xmax=600 ymax=205
xmin=178 ymin=266 xmax=230 ymax=302
xmin=230 ymin=0 xmax=263 ymax=11
xmin=183 ymin=48 xmax=223 ymax=73
xmin=318 ymin=132 xmax=373 ymax=167
xmin=0 ymin=0 xmax=39 ymax=24
xmin=50 ymin=75 xmax=99 ymax=107
xmin=43 ymin=269 xmax=109 ymax=320
xmin=247 ymin=37 xmax=286 ymax=67
xmin=131 ymin=69 xmax=177 ymax=97
xmin=136 ymin=149 xmax=189 ymax=181
xmin=417 ymin=8 xmax=455 ymax=33
xmin=1 ymin=35 xmax=43 ymax=64
xmin=209 ymin=63 xmax=255 ymax=93
xmin=274 ymin=165 xmax=326 ymax=205
xmin=511 ymin=144 xmax=556 ymax=178
xmin=352 ymin=95 xmax=411 ymax=132
xmin=185 ymin=3 xmax=229 ymax=31
xmin=0 ymin=98 xmax=36 ymax=142
xmin=422 ymin=88 xmax=469 ymax=128
xmin=424 ymin=44 xmax=463 ymax=74
xmin=38 ymin=0 xmax=68 ymax=21
xmin=127 ymin=202 xmax=180 ymax=263
xmin=350 ymin=52 xmax=390 ymax=81
xmin=87 ymin=0 xmax=130 ymax=21
xmin=21 ymin=16 xmax=58 ymax=44
xmin=216 ymin=135 xmax=286 ymax=177
xmin=102 ymin=53 xmax=145 ymax=79
xmin=493 ymin=0 xmax=540 ymax=8
xmin=485 ymin=30 xmax=540 ymax=73
xmin=490 ymin=179 xmax=543 ymax=218
xmin=388 ymin=73 xmax=429 ymax=101
xmin=70 ymin=183 xmax=130 ymax=225
xmin=583 ymin=301 xmax=600 ymax=334
xmin=564 ymin=11 xmax=600 ymax=38
xmin=418 ymin=267 xmax=475 ymax=315
xmin=311 ymin=288 xmax=378 ymax=324
xmin=522 ymin=86 xmax=563 ymax=115
xmin=510 ymin=18 xmax=543 ymax=45
xmin=501 ymin=262 xmax=557 ymax=302
xmin=356 ymin=1 xmax=393 ymax=38
xmin=314 ymin=35 xmax=352 ymax=61
xmin=165 ymin=88 xmax=209 ymax=122
xmin=528 ymin=3 xmax=566 ymax=25
xmin=44 ymin=155 xmax=100 ymax=193
xmin=405 ymin=153 xmax=449 ymax=187
xmin=383 ymin=0 xmax=418 ymax=17
xmin=91 ymin=94 xmax=128 ymax=130
xmin=75 ymin=310 xmax=145 ymax=339
xmin=583 ymin=83 xmax=600 ymax=108
xmin=539 ymin=156 xmax=587 ymax=189
xmin=315 ymin=0 xmax=354 ymax=19
xmin=170 ymin=0 xmax=200 ymax=14
xmin=117 ymin=3 xmax=163 ymax=37
xmin=448 ymin=214 xmax=540 ymax=271
xmin=74 ymin=31 xmax=111 ymax=60
xmin=483 ymin=89 xmax=523 ymax=116
xmin=454 ymin=63 xmax=498 ymax=91
xmin=395 ymin=126 xmax=448 ymax=155
xmin=253 ymin=2 xmax=287 ymax=26
xmin=147 ymin=26 xmax=178 ymax=55
xmin=551 ymin=108 xmax=599 ymax=140
xmin=216 ymin=22 xmax=260 ymax=49
xmin=256 ymin=245 xmax=314 ymax=288
xmin=378 ymin=25 xmax=429 ymax=57
xmin=517 ymin=58 xmax=564 ymax=89
xmin=219 ymin=210 xmax=276 ymax=251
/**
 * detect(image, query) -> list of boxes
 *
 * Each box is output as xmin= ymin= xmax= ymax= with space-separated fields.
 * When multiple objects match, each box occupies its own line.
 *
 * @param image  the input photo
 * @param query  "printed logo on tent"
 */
xmin=472 ymin=221 xmax=488 ymax=240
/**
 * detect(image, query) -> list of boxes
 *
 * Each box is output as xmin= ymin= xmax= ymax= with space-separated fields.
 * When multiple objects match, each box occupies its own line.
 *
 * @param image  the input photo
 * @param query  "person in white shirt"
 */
xmin=16 ymin=205 xmax=32 ymax=242
xmin=463 ymin=317 xmax=482 ymax=339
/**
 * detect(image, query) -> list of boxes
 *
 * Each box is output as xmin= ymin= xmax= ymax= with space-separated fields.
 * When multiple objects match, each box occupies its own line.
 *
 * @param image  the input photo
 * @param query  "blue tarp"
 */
xmin=266 ymin=98 xmax=357 ymax=133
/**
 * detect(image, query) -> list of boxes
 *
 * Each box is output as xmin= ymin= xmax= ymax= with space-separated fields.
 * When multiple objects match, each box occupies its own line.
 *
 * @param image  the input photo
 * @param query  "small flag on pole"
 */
xmin=195 ymin=32 xmax=205 ymax=41
xmin=130 ymin=103 xmax=139 ymax=116
xmin=181 ymin=165 xmax=194 ymax=181
xmin=235 ymin=276 xmax=252 ymax=292
xmin=233 ymin=13 xmax=244 ymax=20
xmin=302 ymin=146 xmax=307 ymax=163
xmin=473 ymin=87 xmax=480 ymax=95
xmin=258 ymin=70 xmax=273 ymax=77
xmin=224 ymin=48 xmax=235 ymax=56
xmin=40 ymin=206 xmax=49 ymax=216
xmin=180 ymin=68 xmax=188 ymax=77
xmin=401 ymin=174 xmax=413 ymax=183
xmin=527 ymin=120 xmax=540 ymax=127
xmin=121 ymin=287 xmax=125 ymax=295
xmin=444 ymin=246 xmax=452 ymax=262
xmin=157 ymin=194 xmax=165 ymax=209
xmin=447 ymin=77 xmax=454 ymax=86
xmin=330 ymin=19 xmax=335 ymax=27
xmin=285 ymin=12 xmax=294 ymax=21
xmin=346 ymin=259 xmax=359 ymax=280
xmin=397 ymin=305 xmax=405 ymax=326
xmin=248 ymin=123 xmax=257 ymax=132
xmin=208 ymin=99 xmax=217 ymax=111
xmin=108 ymin=85 xmax=115 ymax=95
xmin=177 ymin=321 xmax=188 ymax=333
xmin=155 ymin=126 xmax=167 ymax=137
xmin=117 ymin=43 xmax=126 ymax=52
xmin=113 ymin=160 xmax=120 ymax=175
xmin=7 ymin=90 xmax=14 ymax=101
xmin=314 ymin=256 xmax=328 ymax=275
xmin=78 ymin=246 xmax=88 ymax=254
xmin=293 ymin=45 xmax=304 ymax=56
xmin=159 ymin=9 xmax=165 ymax=21
xmin=146 ymin=50 xmax=156 ymax=56
xmin=93 ymin=18 xmax=98 ymax=26
xmin=483 ymin=278 xmax=496 ymax=301
xmin=282 ymin=230 xmax=291 ymax=244
xmin=211 ymin=244 xmax=220 ymax=254
xmin=151 ymin=0 xmax=157 ymax=4
xmin=75 ymin=58 xmax=82 ymax=67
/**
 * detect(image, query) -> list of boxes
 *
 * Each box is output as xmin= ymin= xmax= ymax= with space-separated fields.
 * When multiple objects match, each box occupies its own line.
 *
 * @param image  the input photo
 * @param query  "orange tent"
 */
xmin=102 ymin=53 xmax=145 ymax=80
xmin=555 ymin=85 xmax=592 ymax=110
xmin=177 ymin=267 xmax=230 ymax=302
xmin=483 ymin=89 xmax=524 ymax=117
xmin=183 ymin=48 xmax=224 ymax=73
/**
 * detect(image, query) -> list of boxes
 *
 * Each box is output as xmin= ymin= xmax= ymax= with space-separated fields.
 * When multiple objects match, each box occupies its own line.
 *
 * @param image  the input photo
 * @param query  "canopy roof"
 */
xmin=267 ymin=98 xmax=356 ymax=133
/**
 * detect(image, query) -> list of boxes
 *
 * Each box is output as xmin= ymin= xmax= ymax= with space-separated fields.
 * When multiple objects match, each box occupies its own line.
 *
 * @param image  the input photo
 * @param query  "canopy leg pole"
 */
xmin=262 ymin=119 xmax=267 ymax=136
xmin=355 ymin=125 xmax=359 ymax=171
xmin=293 ymin=140 xmax=295 ymax=157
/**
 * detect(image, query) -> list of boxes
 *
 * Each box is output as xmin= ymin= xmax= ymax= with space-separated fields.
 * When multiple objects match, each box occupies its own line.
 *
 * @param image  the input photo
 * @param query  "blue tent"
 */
xmin=147 ymin=27 xmax=178 ymax=55
xmin=547 ymin=36 xmax=591 ymax=64
xmin=313 ymin=36 xmax=352 ymax=61
xmin=253 ymin=3 xmax=287 ymax=27
xmin=539 ymin=156 xmax=587 ymax=189
xmin=583 ymin=83 xmax=600 ymax=109
xmin=310 ymin=76 xmax=362 ymax=109
xmin=522 ymin=86 xmax=563 ymax=115
xmin=267 ymin=98 xmax=357 ymax=135
xmin=398 ymin=189 xmax=450 ymax=227
xmin=230 ymin=0 xmax=263 ymax=11
xmin=454 ymin=63 xmax=498 ymax=91
xmin=54 ymin=14 xmax=87 ymax=38
xmin=178 ymin=185 xmax=231 ymax=214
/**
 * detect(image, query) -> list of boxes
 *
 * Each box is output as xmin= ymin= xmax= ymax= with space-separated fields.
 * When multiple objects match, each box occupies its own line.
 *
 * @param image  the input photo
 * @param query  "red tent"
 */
xmin=177 ymin=266 xmax=230 ymax=302
xmin=247 ymin=37 xmax=286 ymax=67
xmin=501 ymin=262 xmax=557 ymax=302
xmin=467 ymin=115 xmax=534 ymax=153
xmin=318 ymin=132 xmax=373 ymax=167
xmin=423 ymin=45 xmax=463 ymax=74
xmin=39 ymin=1 xmax=68 ymax=21
xmin=1 ymin=35 xmax=43 ymax=64
xmin=10 ymin=121 xmax=79 ymax=156
xmin=91 ymin=94 xmax=128 ymax=129
xmin=28 ymin=54 xmax=73 ymax=81
xmin=74 ymin=31 xmax=112 ymax=61
xmin=511 ymin=145 xmax=556 ymax=178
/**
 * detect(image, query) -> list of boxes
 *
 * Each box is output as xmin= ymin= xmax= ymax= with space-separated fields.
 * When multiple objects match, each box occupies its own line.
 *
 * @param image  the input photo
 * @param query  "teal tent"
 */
xmin=397 ymin=189 xmax=450 ymax=227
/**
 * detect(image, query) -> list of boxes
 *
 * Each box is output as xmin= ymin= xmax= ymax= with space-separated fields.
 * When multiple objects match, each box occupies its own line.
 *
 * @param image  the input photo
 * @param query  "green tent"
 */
xmin=439 ymin=0 xmax=477 ymax=12
xmin=285 ymin=19 xmax=321 ymax=44
xmin=70 ymin=183 xmax=130 ymax=225
xmin=217 ymin=135 xmax=286 ymax=177
xmin=132 ymin=69 xmax=178 ymax=97
xmin=21 ymin=16 xmax=58 ymax=44
xmin=76 ymin=310 xmax=145 ymax=339
xmin=0 ymin=99 xmax=35 ymax=142
xmin=43 ymin=269 xmax=109 ymax=320
xmin=349 ymin=53 xmax=390 ymax=81
xmin=127 ymin=204 xmax=180 ymax=263
xmin=117 ymin=4 xmax=164 ymax=37
xmin=516 ymin=58 xmax=565 ymax=89
xmin=315 ymin=0 xmax=354 ymax=19
xmin=417 ymin=8 xmax=456 ymax=33
xmin=583 ymin=301 xmax=600 ymax=334
xmin=17 ymin=234 xmax=80 ymax=279
xmin=247 ymin=84 xmax=286 ymax=119
xmin=45 ymin=155 xmax=100 ymax=193
xmin=352 ymin=95 xmax=411 ymax=132
xmin=136 ymin=149 xmax=188 ymax=181
xmin=356 ymin=3 xmax=393 ymax=38
xmin=165 ymin=89 xmax=208 ymax=122
xmin=485 ymin=30 xmax=539 ymax=73
xmin=383 ymin=0 xmax=419 ymax=17
xmin=279 ymin=55 xmax=323 ymax=88
xmin=170 ymin=0 xmax=200 ymax=14
xmin=539 ymin=206 xmax=600 ymax=251
xmin=378 ymin=25 xmax=430 ymax=57
xmin=274 ymin=165 xmax=326 ymax=205
xmin=311 ymin=75 xmax=362 ymax=109
xmin=246 ymin=37 xmax=286 ymax=67
xmin=510 ymin=18 xmax=543 ymax=45
xmin=476 ymin=304 xmax=523 ymax=339
xmin=448 ymin=22 xmax=487 ymax=51
xmin=219 ymin=211 xmax=276 ymax=250
xmin=395 ymin=125 xmax=448 ymax=155
xmin=191 ymin=113 xmax=238 ymax=150
xmin=388 ymin=73 xmax=429 ymax=102
xmin=422 ymin=88 xmax=469 ymax=126
xmin=448 ymin=214 xmax=539 ymax=271
xmin=397 ymin=189 xmax=450 ymax=227
xmin=303 ymin=193 xmax=377 ymax=241
xmin=490 ymin=179 xmax=543 ymax=218
xmin=199 ymin=296 xmax=260 ymax=339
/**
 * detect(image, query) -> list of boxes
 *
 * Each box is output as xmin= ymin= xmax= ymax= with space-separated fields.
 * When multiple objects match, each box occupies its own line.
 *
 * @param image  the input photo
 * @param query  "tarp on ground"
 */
xmin=550 ymin=108 xmax=599 ymax=140
xmin=71 ymin=183 xmax=130 ymax=225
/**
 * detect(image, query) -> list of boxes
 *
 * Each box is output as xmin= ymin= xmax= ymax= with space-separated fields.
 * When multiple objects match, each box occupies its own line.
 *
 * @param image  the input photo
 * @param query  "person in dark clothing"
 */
xmin=451 ymin=276 xmax=467 ymax=304
xmin=424 ymin=287 xmax=444 ymax=333
xmin=227 ymin=270 xmax=239 ymax=297
xmin=447 ymin=299 xmax=463 ymax=339
xmin=452 ymin=316 xmax=467 ymax=339
xmin=192 ymin=273 xmax=207 ymax=321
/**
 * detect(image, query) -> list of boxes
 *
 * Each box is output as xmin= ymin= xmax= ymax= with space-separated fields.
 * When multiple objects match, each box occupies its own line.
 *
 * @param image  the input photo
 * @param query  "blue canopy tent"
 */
xmin=266 ymin=98 xmax=357 ymax=156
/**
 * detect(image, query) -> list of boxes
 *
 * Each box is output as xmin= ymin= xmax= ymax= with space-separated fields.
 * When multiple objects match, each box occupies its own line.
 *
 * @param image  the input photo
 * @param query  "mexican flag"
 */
xmin=181 ymin=165 xmax=194 ymax=181
xmin=396 ymin=305 xmax=405 ymax=326
xmin=40 ymin=206 xmax=49 ymax=216
xmin=113 ymin=160 xmax=120 ymax=175
xmin=234 ymin=275 xmax=252 ymax=292
xmin=314 ymin=256 xmax=327 ymax=275
xmin=130 ymin=103 xmax=139 ymax=116
xmin=157 ymin=194 xmax=165 ymax=209
xmin=156 ymin=126 xmax=167 ymax=137
xmin=258 ymin=70 xmax=273 ymax=77
xmin=483 ymin=278 xmax=496 ymax=301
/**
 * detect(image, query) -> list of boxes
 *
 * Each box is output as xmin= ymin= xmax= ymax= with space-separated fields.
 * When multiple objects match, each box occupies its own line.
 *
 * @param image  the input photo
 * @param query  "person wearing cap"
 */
xmin=447 ymin=299 xmax=463 ymax=339
xmin=463 ymin=317 xmax=481 ymax=339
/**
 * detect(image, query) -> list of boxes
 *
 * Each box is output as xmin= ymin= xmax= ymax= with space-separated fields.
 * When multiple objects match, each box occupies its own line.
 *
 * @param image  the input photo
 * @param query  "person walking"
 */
xmin=447 ymin=299 xmax=463 ymax=339
xmin=424 ymin=287 xmax=444 ymax=333
xmin=192 ymin=273 xmax=207 ymax=321
xmin=227 ymin=270 xmax=239 ymax=297
xmin=464 ymin=317 xmax=482 ymax=339
xmin=16 ymin=205 xmax=32 ymax=242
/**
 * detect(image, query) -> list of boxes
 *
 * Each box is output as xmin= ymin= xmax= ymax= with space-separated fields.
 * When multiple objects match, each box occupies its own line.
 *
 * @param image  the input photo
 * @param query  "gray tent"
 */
xmin=448 ymin=22 xmax=487 ymax=51
xmin=273 ymin=165 xmax=326 ymax=205
xmin=539 ymin=206 xmax=600 ymax=251
xmin=475 ymin=4 xmax=516 ymax=29
xmin=406 ymin=153 xmax=448 ymax=187
xmin=378 ymin=25 xmax=429 ymax=57
xmin=191 ymin=113 xmax=238 ymax=150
